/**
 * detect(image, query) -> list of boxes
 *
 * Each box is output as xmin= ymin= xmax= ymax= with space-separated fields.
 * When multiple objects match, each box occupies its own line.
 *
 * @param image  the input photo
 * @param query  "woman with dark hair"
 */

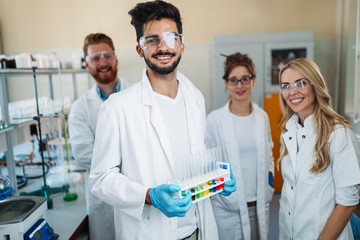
xmin=206 ymin=52 xmax=274 ymax=240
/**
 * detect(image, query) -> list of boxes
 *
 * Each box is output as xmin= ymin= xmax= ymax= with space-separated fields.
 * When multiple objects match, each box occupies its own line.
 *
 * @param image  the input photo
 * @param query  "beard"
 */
xmin=144 ymin=51 xmax=181 ymax=75
xmin=89 ymin=64 xmax=118 ymax=84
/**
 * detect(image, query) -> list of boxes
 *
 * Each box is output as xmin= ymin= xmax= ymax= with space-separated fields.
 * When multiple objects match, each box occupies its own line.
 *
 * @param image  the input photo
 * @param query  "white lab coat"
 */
xmin=279 ymin=114 xmax=360 ymax=240
xmin=68 ymin=78 xmax=130 ymax=240
xmin=206 ymin=101 xmax=274 ymax=240
xmin=89 ymin=69 xmax=218 ymax=240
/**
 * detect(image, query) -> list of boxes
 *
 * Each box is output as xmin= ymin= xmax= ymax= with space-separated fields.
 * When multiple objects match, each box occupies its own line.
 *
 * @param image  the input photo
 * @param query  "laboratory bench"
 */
xmin=16 ymin=170 xmax=89 ymax=240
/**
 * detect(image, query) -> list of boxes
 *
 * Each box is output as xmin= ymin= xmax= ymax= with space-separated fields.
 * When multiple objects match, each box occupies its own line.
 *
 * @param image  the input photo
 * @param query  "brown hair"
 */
xmin=83 ymin=33 xmax=115 ymax=58
xmin=222 ymin=52 xmax=256 ymax=80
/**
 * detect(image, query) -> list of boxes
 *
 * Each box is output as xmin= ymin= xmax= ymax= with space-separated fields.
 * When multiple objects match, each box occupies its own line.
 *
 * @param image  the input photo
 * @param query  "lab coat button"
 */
xmin=288 ymin=211 xmax=291 ymax=215
xmin=289 ymin=137 xmax=292 ymax=140
xmin=291 ymin=186 xmax=293 ymax=190
xmin=302 ymin=135 xmax=305 ymax=138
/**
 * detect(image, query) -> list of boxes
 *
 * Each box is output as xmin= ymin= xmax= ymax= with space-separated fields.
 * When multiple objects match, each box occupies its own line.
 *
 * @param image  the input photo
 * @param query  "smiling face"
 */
xmin=281 ymin=68 xmax=315 ymax=123
xmin=225 ymin=65 xmax=255 ymax=102
xmin=136 ymin=18 xmax=184 ymax=76
xmin=86 ymin=42 xmax=118 ymax=84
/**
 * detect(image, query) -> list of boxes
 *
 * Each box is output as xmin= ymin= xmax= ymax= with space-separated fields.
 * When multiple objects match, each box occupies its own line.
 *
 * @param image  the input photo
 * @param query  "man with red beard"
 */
xmin=69 ymin=33 xmax=130 ymax=240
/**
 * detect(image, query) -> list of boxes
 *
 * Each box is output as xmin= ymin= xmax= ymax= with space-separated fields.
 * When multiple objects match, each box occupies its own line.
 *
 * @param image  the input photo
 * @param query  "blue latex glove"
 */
xmin=350 ymin=213 xmax=360 ymax=240
xmin=268 ymin=171 xmax=274 ymax=188
xmin=219 ymin=172 xmax=236 ymax=196
xmin=150 ymin=184 xmax=192 ymax=218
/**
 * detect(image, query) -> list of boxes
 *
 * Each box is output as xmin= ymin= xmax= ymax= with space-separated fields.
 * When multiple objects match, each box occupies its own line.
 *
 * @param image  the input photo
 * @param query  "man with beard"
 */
xmin=89 ymin=1 xmax=236 ymax=240
xmin=68 ymin=33 xmax=130 ymax=240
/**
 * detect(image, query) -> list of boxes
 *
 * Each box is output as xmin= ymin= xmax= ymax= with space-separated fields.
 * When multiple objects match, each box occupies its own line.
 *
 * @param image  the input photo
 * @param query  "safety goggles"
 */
xmin=139 ymin=32 xmax=184 ymax=51
xmin=85 ymin=51 xmax=116 ymax=66
xmin=280 ymin=78 xmax=312 ymax=94
xmin=226 ymin=76 xmax=253 ymax=86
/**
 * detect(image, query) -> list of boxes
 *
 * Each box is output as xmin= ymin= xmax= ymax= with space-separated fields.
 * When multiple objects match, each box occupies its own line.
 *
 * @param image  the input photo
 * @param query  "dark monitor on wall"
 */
xmin=271 ymin=48 xmax=307 ymax=86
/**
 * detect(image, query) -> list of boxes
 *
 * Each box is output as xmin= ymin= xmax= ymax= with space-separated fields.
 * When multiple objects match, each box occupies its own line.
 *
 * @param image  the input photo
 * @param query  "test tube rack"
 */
xmin=175 ymin=162 xmax=230 ymax=203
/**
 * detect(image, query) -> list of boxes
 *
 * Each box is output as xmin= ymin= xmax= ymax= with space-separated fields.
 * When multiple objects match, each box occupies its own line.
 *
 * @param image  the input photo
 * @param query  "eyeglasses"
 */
xmin=280 ymin=78 xmax=312 ymax=94
xmin=86 ymin=51 xmax=116 ymax=66
xmin=226 ymin=76 xmax=253 ymax=86
xmin=139 ymin=32 xmax=184 ymax=51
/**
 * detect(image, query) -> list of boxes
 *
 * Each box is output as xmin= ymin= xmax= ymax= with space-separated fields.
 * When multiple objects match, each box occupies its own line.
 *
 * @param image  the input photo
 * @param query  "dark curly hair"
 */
xmin=128 ymin=0 xmax=182 ymax=43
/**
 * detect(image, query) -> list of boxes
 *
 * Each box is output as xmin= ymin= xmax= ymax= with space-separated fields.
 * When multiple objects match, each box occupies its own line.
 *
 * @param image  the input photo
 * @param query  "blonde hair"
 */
xmin=278 ymin=58 xmax=351 ymax=174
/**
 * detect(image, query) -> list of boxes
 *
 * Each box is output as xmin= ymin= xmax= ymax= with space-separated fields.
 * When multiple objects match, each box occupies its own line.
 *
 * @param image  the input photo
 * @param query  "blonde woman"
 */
xmin=206 ymin=52 xmax=274 ymax=240
xmin=278 ymin=57 xmax=360 ymax=239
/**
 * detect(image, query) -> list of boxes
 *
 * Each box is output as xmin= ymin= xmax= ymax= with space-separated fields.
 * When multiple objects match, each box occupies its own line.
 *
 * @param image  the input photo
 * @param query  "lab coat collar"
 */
xmin=285 ymin=113 xmax=316 ymax=132
xmin=88 ymin=85 xmax=103 ymax=102
xmin=95 ymin=77 xmax=121 ymax=101
xmin=89 ymin=77 xmax=122 ymax=102
xmin=140 ymin=68 xmax=199 ymax=106
xmin=139 ymin=68 xmax=203 ymax=175
xmin=283 ymin=113 xmax=316 ymax=173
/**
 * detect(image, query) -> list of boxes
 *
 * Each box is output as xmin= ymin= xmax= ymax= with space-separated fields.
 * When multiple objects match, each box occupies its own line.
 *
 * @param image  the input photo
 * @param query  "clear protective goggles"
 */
xmin=85 ymin=51 xmax=116 ymax=66
xmin=139 ymin=32 xmax=184 ymax=51
xmin=280 ymin=78 xmax=312 ymax=94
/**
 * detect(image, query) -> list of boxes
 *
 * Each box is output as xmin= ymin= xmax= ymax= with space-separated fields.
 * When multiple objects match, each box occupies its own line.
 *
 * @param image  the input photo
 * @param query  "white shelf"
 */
xmin=0 ymin=68 xmax=88 ymax=75
xmin=0 ymin=68 xmax=89 ymax=190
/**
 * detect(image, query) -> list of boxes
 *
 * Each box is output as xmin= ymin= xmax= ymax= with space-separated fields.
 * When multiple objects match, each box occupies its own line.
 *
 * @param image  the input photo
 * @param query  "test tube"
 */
xmin=200 ymin=151 xmax=205 ymax=177
xmin=194 ymin=152 xmax=200 ymax=178
xmin=184 ymin=154 xmax=189 ymax=183
xmin=210 ymin=148 xmax=216 ymax=172
xmin=204 ymin=149 xmax=209 ymax=175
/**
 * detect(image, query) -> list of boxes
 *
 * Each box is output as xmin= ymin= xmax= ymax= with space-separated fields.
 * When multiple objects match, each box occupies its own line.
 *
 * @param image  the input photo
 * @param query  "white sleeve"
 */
xmin=336 ymin=185 xmax=359 ymax=206
xmin=68 ymin=101 xmax=94 ymax=170
xmin=331 ymin=127 xmax=360 ymax=188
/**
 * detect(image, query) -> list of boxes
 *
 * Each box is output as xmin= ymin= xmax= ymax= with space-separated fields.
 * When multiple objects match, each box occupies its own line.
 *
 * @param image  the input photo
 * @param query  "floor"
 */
xmin=269 ymin=193 xmax=280 ymax=240
xmin=76 ymin=225 xmax=89 ymax=240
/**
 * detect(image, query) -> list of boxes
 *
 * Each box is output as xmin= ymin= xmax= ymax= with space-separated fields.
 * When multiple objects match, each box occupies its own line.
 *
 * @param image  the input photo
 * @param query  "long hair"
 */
xmin=278 ymin=58 xmax=351 ymax=173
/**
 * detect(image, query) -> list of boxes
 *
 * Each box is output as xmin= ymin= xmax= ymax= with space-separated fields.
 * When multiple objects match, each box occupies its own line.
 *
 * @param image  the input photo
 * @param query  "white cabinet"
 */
xmin=212 ymin=31 xmax=314 ymax=110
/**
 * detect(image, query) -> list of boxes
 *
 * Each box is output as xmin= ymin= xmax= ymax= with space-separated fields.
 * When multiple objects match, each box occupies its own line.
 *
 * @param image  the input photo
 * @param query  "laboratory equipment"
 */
xmin=0 ymin=120 xmax=7 ymax=129
xmin=0 ymin=175 xmax=13 ymax=200
xmin=24 ymin=218 xmax=58 ymax=240
xmin=171 ymin=147 xmax=231 ymax=203
xmin=0 ymin=196 xmax=57 ymax=240
xmin=50 ymin=66 xmax=79 ymax=202
xmin=20 ymin=67 xmax=69 ymax=209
